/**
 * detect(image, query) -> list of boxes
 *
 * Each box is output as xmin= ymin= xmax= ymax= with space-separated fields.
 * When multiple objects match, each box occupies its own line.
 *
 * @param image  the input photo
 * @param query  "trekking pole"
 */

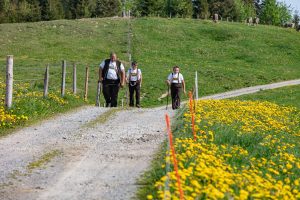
xmin=125 ymin=84 xmax=129 ymax=108
xmin=166 ymin=84 xmax=170 ymax=110
xmin=95 ymin=81 xmax=101 ymax=107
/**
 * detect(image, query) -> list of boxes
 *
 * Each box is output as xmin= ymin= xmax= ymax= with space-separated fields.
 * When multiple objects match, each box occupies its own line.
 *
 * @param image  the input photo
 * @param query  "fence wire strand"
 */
xmin=14 ymin=78 xmax=44 ymax=82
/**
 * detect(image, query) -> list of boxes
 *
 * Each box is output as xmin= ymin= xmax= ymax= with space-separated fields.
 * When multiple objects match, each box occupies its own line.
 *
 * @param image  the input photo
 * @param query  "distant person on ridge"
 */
xmin=166 ymin=66 xmax=186 ymax=110
xmin=99 ymin=52 xmax=125 ymax=107
xmin=213 ymin=13 xmax=219 ymax=23
xmin=126 ymin=61 xmax=142 ymax=108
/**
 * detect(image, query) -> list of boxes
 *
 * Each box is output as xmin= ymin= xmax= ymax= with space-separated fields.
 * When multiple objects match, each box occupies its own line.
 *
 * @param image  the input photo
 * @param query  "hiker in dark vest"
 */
xmin=166 ymin=66 xmax=186 ymax=110
xmin=99 ymin=52 xmax=125 ymax=107
xmin=126 ymin=61 xmax=142 ymax=108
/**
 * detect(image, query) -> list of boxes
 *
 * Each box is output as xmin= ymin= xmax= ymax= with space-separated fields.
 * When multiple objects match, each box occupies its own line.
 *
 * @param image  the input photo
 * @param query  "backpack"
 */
xmin=129 ymin=68 xmax=140 ymax=82
xmin=171 ymin=72 xmax=181 ymax=84
xmin=102 ymin=59 xmax=121 ymax=80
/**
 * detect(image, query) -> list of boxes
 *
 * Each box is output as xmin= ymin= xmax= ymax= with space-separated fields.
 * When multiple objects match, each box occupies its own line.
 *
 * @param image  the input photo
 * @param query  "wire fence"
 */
xmin=1 ymin=16 xmax=159 ymax=109
xmin=1 ymin=58 xmax=101 ymax=108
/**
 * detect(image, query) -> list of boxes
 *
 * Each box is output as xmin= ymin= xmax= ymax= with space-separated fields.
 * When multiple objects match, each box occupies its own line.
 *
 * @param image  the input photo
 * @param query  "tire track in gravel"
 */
xmin=0 ymin=79 xmax=299 ymax=200
xmin=0 ymin=107 xmax=175 ymax=200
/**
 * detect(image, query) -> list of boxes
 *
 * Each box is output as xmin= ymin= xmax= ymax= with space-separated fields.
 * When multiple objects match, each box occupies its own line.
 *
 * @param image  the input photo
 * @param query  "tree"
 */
xmin=193 ymin=0 xmax=209 ymax=19
xmin=182 ymin=0 xmax=194 ymax=17
xmin=93 ymin=0 xmax=121 ymax=17
xmin=133 ymin=0 xmax=165 ymax=17
xmin=277 ymin=2 xmax=291 ymax=25
xmin=243 ymin=0 xmax=256 ymax=18
xmin=292 ymin=10 xmax=299 ymax=29
xmin=49 ymin=0 xmax=65 ymax=20
xmin=15 ymin=0 xmax=41 ymax=22
xmin=260 ymin=0 xmax=279 ymax=25
xmin=260 ymin=0 xmax=291 ymax=25
xmin=233 ymin=0 xmax=246 ymax=21
xmin=76 ymin=0 xmax=90 ymax=18
xmin=174 ymin=0 xmax=193 ymax=17
xmin=0 ymin=0 xmax=5 ymax=12
xmin=94 ymin=0 xmax=101 ymax=17
xmin=40 ymin=0 xmax=51 ymax=20
xmin=254 ymin=0 xmax=261 ymax=16
xmin=0 ymin=0 xmax=8 ymax=22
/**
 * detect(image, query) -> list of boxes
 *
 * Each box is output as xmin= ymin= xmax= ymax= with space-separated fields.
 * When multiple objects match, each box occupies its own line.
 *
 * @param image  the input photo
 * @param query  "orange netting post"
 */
xmin=165 ymin=114 xmax=184 ymax=200
xmin=189 ymin=91 xmax=197 ymax=141
xmin=188 ymin=91 xmax=193 ymax=114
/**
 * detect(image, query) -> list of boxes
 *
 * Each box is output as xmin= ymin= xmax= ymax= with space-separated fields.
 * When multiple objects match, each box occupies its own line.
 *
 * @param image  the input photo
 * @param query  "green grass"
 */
xmin=82 ymin=107 xmax=120 ymax=128
xmin=27 ymin=150 xmax=62 ymax=171
xmin=1 ymin=17 xmax=299 ymax=107
xmin=0 ymin=18 xmax=130 ymax=104
xmin=5 ymin=149 xmax=63 ymax=181
xmin=0 ymin=18 xmax=130 ymax=135
xmin=0 ymin=17 xmax=299 ymax=135
xmin=132 ymin=18 xmax=300 ymax=106
xmin=233 ymin=85 xmax=300 ymax=109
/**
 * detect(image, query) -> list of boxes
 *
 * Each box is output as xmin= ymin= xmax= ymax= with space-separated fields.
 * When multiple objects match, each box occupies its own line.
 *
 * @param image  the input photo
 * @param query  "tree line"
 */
xmin=0 ymin=0 xmax=299 ymax=27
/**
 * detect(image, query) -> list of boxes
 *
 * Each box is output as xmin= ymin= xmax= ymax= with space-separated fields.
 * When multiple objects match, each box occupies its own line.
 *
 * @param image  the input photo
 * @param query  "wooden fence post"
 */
xmin=61 ymin=60 xmax=66 ymax=97
xmin=5 ymin=55 xmax=13 ymax=109
xmin=44 ymin=64 xmax=49 ymax=97
xmin=84 ymin=66 xmax=89 ymax=100
xmin=73 ymin=63 xmax=77 ymax=94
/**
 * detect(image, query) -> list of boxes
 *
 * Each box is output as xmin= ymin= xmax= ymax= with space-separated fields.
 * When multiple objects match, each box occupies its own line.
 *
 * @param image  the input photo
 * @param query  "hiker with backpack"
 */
xmin=99 ymin=52 xmax=125 ymax=107
xmin=126 ymin=61 xmax=142 ymax=108
xmin=166 ymin=66 xmax=186 ymax=110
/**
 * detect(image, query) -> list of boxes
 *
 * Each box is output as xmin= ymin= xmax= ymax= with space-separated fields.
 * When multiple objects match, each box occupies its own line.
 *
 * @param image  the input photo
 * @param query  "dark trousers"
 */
xmin=103 ymin=80 xmax=120 ymax=107
xmin=129 ymin=82 xmax=140 ymax=107
xmin=171 ymin=83 xmax=182 ymax=110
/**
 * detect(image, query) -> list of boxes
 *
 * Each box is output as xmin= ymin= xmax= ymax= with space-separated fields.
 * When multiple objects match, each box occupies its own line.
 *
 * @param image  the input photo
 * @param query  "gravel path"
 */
xmin=0 ymin=107 xmax=175 ymax=200
xmin=0 ymin=79 xmax=299 ymax=200
xmin=200 ymin=79 xmax=300 ymax=100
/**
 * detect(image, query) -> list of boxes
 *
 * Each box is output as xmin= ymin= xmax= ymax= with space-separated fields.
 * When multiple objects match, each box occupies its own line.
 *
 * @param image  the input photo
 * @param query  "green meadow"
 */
xmin=137 ymin=82 xmax=300 ymax=200
xmin=1 ymin=17 xmax=299 ymax=106
xmin=233 ymin=85 xmax=300 ymax=109
xmin=0 ymin=17 xmax=299 ymax=135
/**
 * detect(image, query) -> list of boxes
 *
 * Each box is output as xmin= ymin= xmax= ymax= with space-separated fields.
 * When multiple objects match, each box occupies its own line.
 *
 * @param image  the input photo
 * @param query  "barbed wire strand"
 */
xmin=14 ymin=67 xmax=46 ymax=71
xmin=14 ymin=78 xmax=44 ymax=82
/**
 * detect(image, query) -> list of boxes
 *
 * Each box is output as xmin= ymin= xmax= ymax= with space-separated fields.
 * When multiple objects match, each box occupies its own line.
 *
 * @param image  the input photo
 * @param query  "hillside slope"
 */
xmin=0 ymin=17 xmax=299 ymax=107
xmin=132 ymin=18 xmax=300 ymax=106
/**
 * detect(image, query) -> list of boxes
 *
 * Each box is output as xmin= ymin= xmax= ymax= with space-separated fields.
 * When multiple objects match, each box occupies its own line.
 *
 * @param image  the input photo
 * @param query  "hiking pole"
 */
xmin=166 ymin=84 xmax=170 ymax=110
xmin=125 ymin=84 xmax=129 ymax=108
xmin=96 ymin=81 xmax=101 ymax=107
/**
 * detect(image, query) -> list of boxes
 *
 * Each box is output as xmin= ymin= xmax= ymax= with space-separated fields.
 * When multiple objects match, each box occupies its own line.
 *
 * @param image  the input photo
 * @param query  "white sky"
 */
xmin=278 ymin=0 xmax=300 ymax=13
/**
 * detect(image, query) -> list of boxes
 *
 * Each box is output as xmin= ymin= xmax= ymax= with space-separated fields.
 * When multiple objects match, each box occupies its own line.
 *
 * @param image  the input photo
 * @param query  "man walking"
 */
xmin=99 ymin=52 xmax=125 ymax=107
xmin=126 ymin=61 xmax=142 ymax=108
xmin=166 ymin=66 xmax=186 ymax=110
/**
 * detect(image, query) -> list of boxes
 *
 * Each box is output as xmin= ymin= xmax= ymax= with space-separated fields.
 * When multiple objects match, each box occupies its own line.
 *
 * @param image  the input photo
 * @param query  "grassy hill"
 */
xmin=132 ymin=18 xmax=300 ymax=106
xmin=0 ymin=17 xmax=299 ymax=108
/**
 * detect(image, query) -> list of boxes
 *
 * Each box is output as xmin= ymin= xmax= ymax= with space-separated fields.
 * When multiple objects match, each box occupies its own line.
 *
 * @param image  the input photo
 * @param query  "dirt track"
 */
xmin=0 ymin=79 xmax=299 ymax=200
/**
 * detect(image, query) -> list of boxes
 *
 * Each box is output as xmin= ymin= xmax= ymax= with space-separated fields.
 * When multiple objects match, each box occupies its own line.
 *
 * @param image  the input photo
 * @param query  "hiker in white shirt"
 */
xmin=126 ymin=61 xmax=142 ymax=108
xmin=99 ymin=52 xmax=125 ymax=107
xmin=166 ymin=66 xmax=186 ymax=110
